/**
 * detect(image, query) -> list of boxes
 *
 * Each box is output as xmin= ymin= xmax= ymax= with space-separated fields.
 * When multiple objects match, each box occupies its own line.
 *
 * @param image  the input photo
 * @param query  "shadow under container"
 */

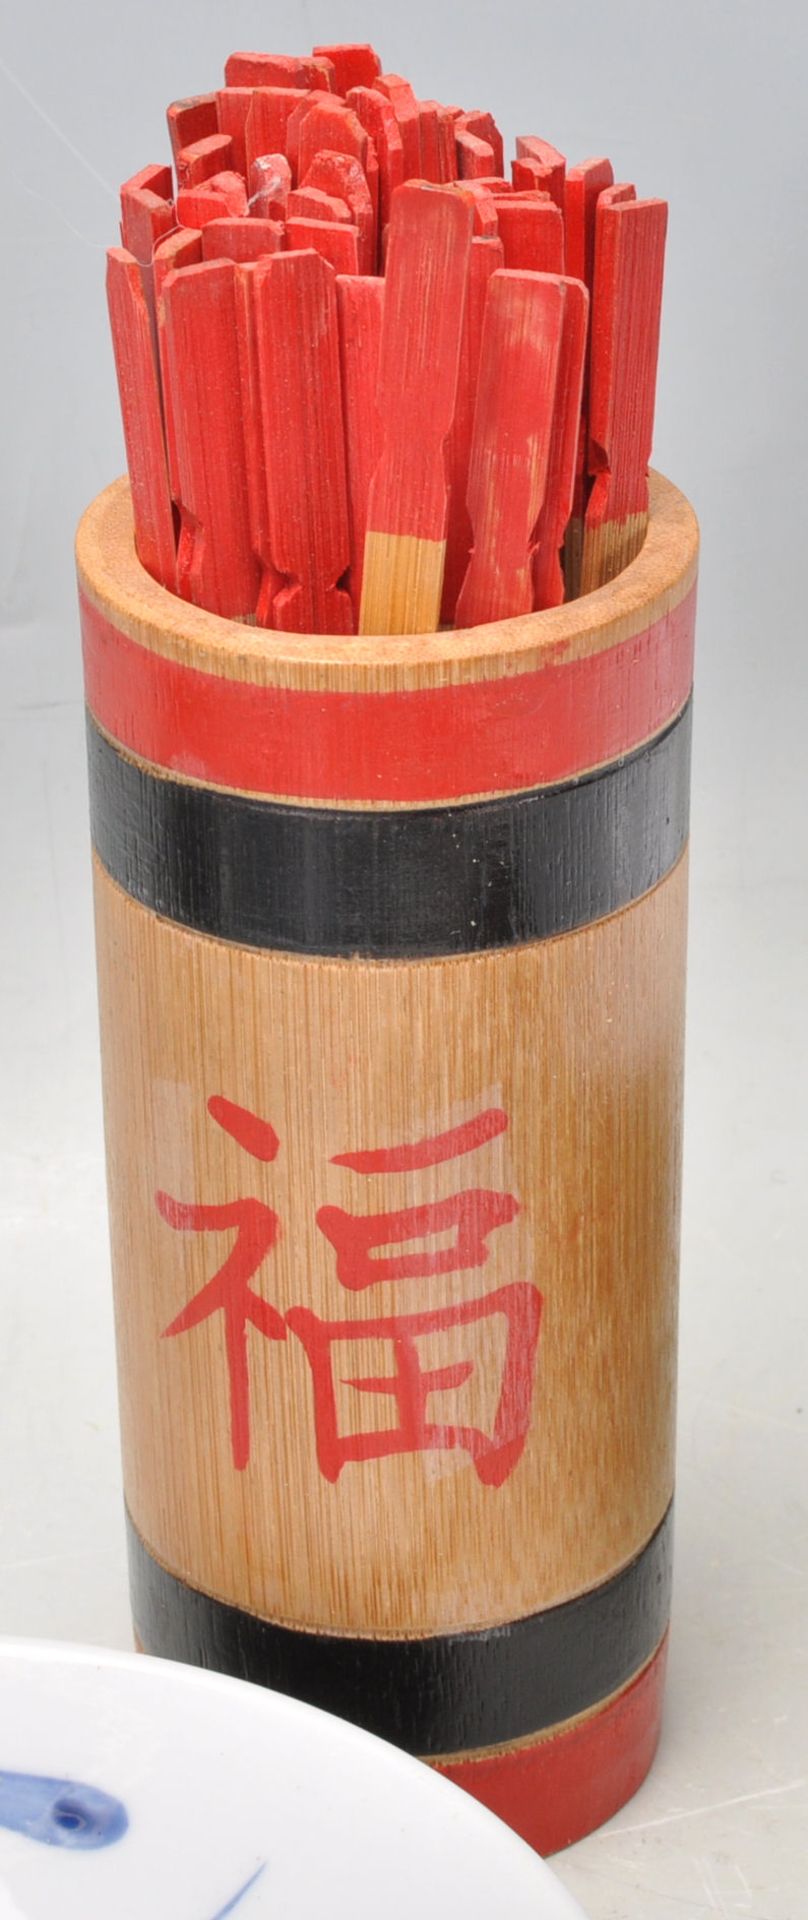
xmin=76 ymin=471 xmax=698 ymax=1857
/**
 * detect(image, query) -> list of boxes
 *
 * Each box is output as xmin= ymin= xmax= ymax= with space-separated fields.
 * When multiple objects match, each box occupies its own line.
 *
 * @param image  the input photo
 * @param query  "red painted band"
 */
xmin=434 ymin=1633 xmax=668 ymax=1857
xmin=80 ymin=584 xmax=695 ymax=804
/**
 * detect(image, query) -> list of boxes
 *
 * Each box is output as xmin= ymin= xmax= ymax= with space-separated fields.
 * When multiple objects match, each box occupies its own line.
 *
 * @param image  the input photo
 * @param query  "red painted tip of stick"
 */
xmin=175 ymin=133 xmax=234 ymax=188
xmin=166 ymin=95 xmax=219 ymax=164
xmin=248 ymin=153 xmax=291 ymax=221
xmin=457 ymin=111 xmax=504 ymax=177
xmin=177 ymin=173 xmax=248 ymax=227
xmin=120 ymin=164 xmax=174 ymax=263
xmin=106 ymin=247 xmax=176 ymax=592
xmin=152 ymin=228 xmax=203 ymax=523
xmin=564 ymin=157 xmax=614 ymax=286
xmin=216 ymin=89 xmax=254 ymax=179
xmin=336 ymin=274 xmax=385 ymax=617
xmin=233 ymin=264 xmax=283 ymax=627
xmin=301 ymin=150 xmax=375 ymax=273
xmin=456 ymin=130 xmax=496 ymax=179
xmin=296 ymin=102 xmax=379 ymax=232
xmin=514 ymin=136 xmax=566 ymax=207
xmin=283 ymin=90 xmax=339 ymax=180
xmin=531 ymin=276 xmax=589 ymax=609
xmin=458 ymin=182 xmax=500 ymax=236
xmin=286 ymin=218 xmax=361 ymax=275
xmin=224 ymin=51 xmax=333 ymax=90
xmin=441 ymin=233 xmax=504 ymax=622
xmin=493 ymin=195 xmax=565 ymax=273
xmin=244 ymin=90 xmax=308 ymax=178
xmin=455 ymin=269 xmax=564 ymax=628
xmin=417 ymin=101 xmax=458 ymax=183
xmin=161 ymin=258 xmax=260 ymax=619
xmin=252 ymin=249 xmax=353 ymax=633
xmin=346 ymin=87 xmax=404 ymax=226
xmin=288 ymin=185 xmax=352 ymax=222
xmin=201 ymin=217 xmax=284 ymax=262
xmin=581 ymin=193 xmax=667 ymax=589
xmin=376 ymin=75 xmax=422 ymax=179
xmin=312 ymin=43 xmax=382 ymax=92
xmin=359 ymin=182 xmax=473 ymax=635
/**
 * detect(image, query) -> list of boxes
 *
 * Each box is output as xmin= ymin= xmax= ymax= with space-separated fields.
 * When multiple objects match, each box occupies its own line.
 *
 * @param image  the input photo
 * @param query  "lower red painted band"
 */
xmin=80 ymin=585 xmax=695 ymax=803
xmin=433 ymin=1633 xmax=668 ymax=1857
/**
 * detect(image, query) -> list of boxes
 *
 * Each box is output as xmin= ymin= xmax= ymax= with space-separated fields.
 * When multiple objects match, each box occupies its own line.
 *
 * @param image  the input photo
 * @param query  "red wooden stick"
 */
xmin=531 ymin=276 xmax=589 ymax=609
xmin=301 ymin=150 xmax=375 ymax=272
xmin=564 ymin=156 xmax=614 ymax=283
xmin=248 ymin=153 xmax=292 ymax=219
xmin=417 ymin=101 xmax=458 ymax=182
xmin=288 ymin=186 xmax=351 ymax=222
xmin=244 ymin=89 xmax=308 ymax=176
xmin=106 ymin=247 xmax=176 ymax=590
xmin=153 ymin=228 xmax=203 ymax=507
xmin=286 ymin=217 xmax=361 ymax=274
xmin=561 ymin=159 xmax=615 ymax=597
xmin=161 ymin=258 xmax=259 ymax=618
xmin=252 ymin=250 xmax=353 ymax=633
xmin=336 ymin=274 xmax=385 ymax=617
xmin=454 ymin=269 xmax=564 ymax=627
xmin=346 ymin=87 xmax=404 ymax=227
xmin=493 ymin=195 xmax=565 ymax=272
xmin=167 ymin=95 xmax=219 ymax=163
xmin=175 ymin=133 xmax=234 ymax=188
xmin=456 ymin=111 xmax=504 ymax=176
xmin=153 ymin=228 xmax=203 ymax=295
xmin=296 ymin=102 xmax=377 ymax=221
xmin=225 ymin=52 xmax=334 ymax=90
xmin=376 ymin=75 xmax=421 ymax=178
xmin=434 ymin=102 xmax=459 ymax=181
xmin=119 ymin=164 xmax=175 ymax=361
xmin=233 ymin=264 xmax=284 ymax=626
xmin=201 ymin=217 xmax=284 ymax=261
xmin=312 ymin=43 xmax=382 ymax=91
xmin=580 ymin=194 xmax=667 ymax=590
xmin=283 ymin=90 xmax=338 ymax=179
xmin=216 ymin=89 xmax=253 ymax=178
xmin=120 ymin=163 xmax=174 ymax=256
xmin=441 ymin=233 xmax=504 ymax=622
xmin=458 ymin=181 xmax=500 ymax=235
xmin=359 ymin=182 xmax=474 ymax=634
xmin=456 ymin=129 xmax=495 ymax=179
xmin=177 ymin=173 xmax=248 ymax=226
xmin=514 ymin=136 xmax=566 ymax=207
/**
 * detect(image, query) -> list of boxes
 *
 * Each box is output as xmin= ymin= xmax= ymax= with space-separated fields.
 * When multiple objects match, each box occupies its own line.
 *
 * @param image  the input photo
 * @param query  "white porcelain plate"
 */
xmin=0 ymin=1639 xmax=587 ymax=1920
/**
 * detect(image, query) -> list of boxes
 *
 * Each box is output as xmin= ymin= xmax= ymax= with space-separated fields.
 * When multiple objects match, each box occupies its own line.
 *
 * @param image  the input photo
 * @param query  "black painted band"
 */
xmin=88 ymin=704 xmax=691 ymax=959
xmin=127 ymin=1502 xmax=673 ymax=1755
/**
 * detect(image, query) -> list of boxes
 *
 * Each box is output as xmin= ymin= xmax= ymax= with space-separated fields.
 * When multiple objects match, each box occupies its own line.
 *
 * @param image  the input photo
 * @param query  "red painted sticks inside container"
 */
xmin=455 ymin=269 xmax=564 ymax=627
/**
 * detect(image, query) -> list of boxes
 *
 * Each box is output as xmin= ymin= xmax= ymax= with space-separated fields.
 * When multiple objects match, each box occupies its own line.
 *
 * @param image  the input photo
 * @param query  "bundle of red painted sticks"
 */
xmin=107 ymin=41 xmax=668 ymax=636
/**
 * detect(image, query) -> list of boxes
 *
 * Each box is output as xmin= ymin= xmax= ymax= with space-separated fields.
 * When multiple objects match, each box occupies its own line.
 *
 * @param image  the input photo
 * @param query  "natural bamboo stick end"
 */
xmin=579 ymin=509 xmax=648 ymax=595
xmin=359 ymin=530 xmax=447 ymax=634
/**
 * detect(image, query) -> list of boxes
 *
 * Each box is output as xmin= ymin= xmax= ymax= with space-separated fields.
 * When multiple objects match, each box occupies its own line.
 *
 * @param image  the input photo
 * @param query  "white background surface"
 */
xmin=1 ymin=2 xmax=806 ymax=1916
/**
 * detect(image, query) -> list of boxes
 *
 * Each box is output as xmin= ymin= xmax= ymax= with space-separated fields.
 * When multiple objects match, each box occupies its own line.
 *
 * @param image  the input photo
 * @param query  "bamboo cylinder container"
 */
xmin=76 ymin=470 xmax=697 ymax=1856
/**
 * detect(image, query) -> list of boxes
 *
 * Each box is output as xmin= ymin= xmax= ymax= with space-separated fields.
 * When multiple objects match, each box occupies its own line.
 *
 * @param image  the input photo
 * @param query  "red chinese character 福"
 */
xmin=316 ymin=1189 xmax=520 ymax=1290
xmin=156 ymin=1100 xmax=542 ymax=1486
xmin=286 ymin=1282 xmax=542 ymax=1486
xmin=156 ymin=1096 xmax=286 ymax=1470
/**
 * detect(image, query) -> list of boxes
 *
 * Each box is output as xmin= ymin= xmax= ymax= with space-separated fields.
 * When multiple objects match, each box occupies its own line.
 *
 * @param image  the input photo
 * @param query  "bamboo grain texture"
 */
xmin=93 ymin=850 xmax=687 ymax=1637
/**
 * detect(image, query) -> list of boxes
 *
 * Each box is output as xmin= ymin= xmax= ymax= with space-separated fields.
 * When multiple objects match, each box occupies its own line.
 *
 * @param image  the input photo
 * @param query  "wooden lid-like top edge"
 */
xmin=76 ymin=472 xmax=698 ymax=693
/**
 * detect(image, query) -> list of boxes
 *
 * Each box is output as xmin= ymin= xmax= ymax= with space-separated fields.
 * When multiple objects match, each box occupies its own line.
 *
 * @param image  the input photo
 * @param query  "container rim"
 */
xmin=76 ymin=470 xmax=698 ymax=693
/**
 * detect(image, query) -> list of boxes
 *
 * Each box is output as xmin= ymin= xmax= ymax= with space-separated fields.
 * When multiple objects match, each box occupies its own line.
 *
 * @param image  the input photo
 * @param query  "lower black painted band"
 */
xmin=127 ymin=1502 xmax=673 ymax=1755
xmin=88 ymin=703 xmax=691 ymax=958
